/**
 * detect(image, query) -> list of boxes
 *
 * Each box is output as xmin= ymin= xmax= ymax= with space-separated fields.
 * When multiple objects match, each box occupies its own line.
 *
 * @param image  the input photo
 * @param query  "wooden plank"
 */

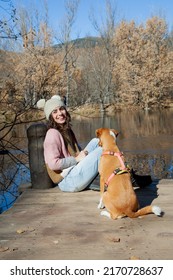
xmin=0 ymin=180 xmax=173 ymax=260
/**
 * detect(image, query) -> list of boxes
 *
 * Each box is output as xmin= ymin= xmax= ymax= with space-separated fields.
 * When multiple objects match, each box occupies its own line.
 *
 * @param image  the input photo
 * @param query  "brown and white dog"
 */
xmin=96 ymin=128 xmax=162 ymax=219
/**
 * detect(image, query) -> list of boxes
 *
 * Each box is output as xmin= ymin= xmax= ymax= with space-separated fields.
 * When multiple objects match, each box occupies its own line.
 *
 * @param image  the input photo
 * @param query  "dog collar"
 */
xmin=102 ymin=151 xmax=126 ymax=170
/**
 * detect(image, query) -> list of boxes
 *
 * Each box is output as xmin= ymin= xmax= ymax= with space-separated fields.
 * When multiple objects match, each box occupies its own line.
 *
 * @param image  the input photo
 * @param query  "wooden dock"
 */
xmin=0 ymin=179 xmax=173 ymax=260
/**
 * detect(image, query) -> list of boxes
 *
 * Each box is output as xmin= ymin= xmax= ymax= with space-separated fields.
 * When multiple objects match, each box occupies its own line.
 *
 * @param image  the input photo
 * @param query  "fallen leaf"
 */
xmin=108 ymin=237 xmax=120 ymax=242
xmin=16 ymin=227 xmax=35 ymax=234
xmin=130 ymin=255 xmax=140 ymax=260
xmin=16 ymin=229 xmax=26 ymax=234
xmin=0 ymin=246 xmax=9 ymax=252
xmin=53 ymin=240 xmax=59 ymax=245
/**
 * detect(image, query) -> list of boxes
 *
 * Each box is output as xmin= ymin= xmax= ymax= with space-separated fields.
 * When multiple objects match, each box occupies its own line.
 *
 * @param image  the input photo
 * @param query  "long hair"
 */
xmin=47 ymin=108 xmax=79 ymax=153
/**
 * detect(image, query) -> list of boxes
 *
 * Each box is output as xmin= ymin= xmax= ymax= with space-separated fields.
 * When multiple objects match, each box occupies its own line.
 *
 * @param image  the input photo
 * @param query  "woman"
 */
xmin=37 ymin=95 xmax=102 ymax=192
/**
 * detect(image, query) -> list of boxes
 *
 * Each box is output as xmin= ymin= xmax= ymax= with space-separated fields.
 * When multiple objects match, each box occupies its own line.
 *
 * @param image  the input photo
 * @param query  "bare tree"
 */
xmin=55 ymin=0 xmax=80 ymax=107
xmin=0 ymin=0 xmax=18 ymax=38
xmin=0 ymin=1 xmax=56 ymax=211
xmin=88 ymin=0 xmax=118 ymax=111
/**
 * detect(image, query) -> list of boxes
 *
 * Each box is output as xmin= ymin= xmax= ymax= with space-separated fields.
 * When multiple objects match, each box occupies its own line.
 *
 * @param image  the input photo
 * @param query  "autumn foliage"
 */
xmin=0 ymin=16 xmax=173 ymax=116
xmin=113 ymin=17 xmax=173 ymax=109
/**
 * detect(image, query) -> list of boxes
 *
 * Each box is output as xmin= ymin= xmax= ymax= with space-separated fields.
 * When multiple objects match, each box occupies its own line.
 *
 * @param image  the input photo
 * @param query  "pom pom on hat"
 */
xmin=37 ymin=98 xmax=46 ymax=109
xmin=37 ymin=95 xmax=65 ymax=120
xmin=51 ymin=95 xmax=62 ymax=100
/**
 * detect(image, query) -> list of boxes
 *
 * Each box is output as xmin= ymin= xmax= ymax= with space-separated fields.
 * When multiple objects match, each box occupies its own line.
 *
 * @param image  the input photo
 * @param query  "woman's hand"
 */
xmin=75 ymin=150 xmax=88 ymax=162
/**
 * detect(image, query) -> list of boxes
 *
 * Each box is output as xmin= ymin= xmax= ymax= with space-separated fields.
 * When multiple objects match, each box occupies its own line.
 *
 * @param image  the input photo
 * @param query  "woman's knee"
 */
xmin=85 ymin=138 xmax=99 ymax=153
xmin=58 ymin=178 xmax=85 ymax=192
xmin=90 ymin=137 xmax=99 ymax=146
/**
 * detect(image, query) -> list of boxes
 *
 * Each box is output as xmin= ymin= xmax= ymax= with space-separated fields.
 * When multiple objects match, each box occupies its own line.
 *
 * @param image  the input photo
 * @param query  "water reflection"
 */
xmin=0 ymin=123 xmax=30 ymax=213
xmin=72 ymin=108 xmax=173 ymax=180
xmin=0 ymin=161 xmax=30 ymax=213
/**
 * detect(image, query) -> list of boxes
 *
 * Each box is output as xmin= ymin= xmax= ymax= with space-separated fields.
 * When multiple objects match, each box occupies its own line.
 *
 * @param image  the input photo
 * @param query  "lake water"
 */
xmin=0 ymin=108 xmax=173 ymax=213
xmin=72 ymin=108 xmax=173 ymax=179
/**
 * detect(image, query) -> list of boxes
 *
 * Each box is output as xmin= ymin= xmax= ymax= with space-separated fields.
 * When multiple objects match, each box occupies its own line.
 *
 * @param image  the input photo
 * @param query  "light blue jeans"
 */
xmin=58 ymin=138 xmax=102 ymax=192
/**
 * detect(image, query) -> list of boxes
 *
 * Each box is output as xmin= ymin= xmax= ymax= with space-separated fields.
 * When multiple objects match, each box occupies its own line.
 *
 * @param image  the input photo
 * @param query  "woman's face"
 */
xmin=51 ymin=106 xmax=67 ymax=124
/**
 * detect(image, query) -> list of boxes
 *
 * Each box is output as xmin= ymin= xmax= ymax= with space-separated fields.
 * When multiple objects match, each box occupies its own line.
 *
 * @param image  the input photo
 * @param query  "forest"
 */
xmin=0 ymin=0 xmax=173 ymax=119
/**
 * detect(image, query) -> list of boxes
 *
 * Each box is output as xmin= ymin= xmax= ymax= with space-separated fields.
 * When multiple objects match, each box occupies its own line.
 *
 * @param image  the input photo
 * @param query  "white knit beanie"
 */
xmin=37 ymin=95 xmax=65 ymax=120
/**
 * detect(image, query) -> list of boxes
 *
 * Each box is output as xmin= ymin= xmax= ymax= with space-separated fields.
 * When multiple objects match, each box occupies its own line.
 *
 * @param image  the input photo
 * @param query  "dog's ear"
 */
xmin=111 ymin=129 xmax=119 ymax=137
xmin=96 ymin=128 xmax=103 ymax=146
xmin=95 ymin=128 xmax=103 ymax=138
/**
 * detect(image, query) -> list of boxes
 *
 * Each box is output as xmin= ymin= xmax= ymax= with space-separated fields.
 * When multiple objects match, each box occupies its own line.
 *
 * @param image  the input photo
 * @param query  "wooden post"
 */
xmin=27 ymin=123 xmax=54 ymax=189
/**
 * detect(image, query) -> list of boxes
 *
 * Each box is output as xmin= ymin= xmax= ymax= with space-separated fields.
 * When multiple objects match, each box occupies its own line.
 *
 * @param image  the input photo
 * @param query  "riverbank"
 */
xmin=1 ymin=102 xmax=173 ymax=124
xmin=0 ymin=179 xmax=173 ymax=260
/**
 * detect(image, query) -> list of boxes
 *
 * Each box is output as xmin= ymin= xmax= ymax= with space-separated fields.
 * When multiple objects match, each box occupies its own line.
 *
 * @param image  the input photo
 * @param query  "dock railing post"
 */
xmin=27 ymin=123 xmax=54 ymax=189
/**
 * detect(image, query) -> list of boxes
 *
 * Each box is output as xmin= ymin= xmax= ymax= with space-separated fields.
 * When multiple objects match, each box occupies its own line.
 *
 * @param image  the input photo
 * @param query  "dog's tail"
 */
xmin=125 ymin=205 xmax=162 ymax=218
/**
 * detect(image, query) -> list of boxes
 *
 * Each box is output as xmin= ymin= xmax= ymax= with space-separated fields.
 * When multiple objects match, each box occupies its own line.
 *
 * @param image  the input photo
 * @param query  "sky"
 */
xmin=2 ymin=0 xmax=173 ymax=39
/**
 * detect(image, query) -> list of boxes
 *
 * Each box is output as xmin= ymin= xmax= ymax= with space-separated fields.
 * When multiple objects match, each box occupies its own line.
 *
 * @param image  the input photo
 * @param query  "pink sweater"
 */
xmin=44 ymin=128 xmax=77 ymax=171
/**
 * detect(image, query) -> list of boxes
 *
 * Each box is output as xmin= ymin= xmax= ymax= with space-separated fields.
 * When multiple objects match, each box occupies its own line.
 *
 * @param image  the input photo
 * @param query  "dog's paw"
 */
xmin=152 ymin=205 xmax=162 ymax=216
xmin=101 ymin=210 xmax=111 ymax=219
xmin=98 ymin=202 xmax=105 ymax=209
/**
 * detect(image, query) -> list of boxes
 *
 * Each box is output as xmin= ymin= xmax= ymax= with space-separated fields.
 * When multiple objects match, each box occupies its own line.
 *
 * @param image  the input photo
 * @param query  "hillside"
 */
xmin=53 ymin=36 xmax=102 ymax=50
